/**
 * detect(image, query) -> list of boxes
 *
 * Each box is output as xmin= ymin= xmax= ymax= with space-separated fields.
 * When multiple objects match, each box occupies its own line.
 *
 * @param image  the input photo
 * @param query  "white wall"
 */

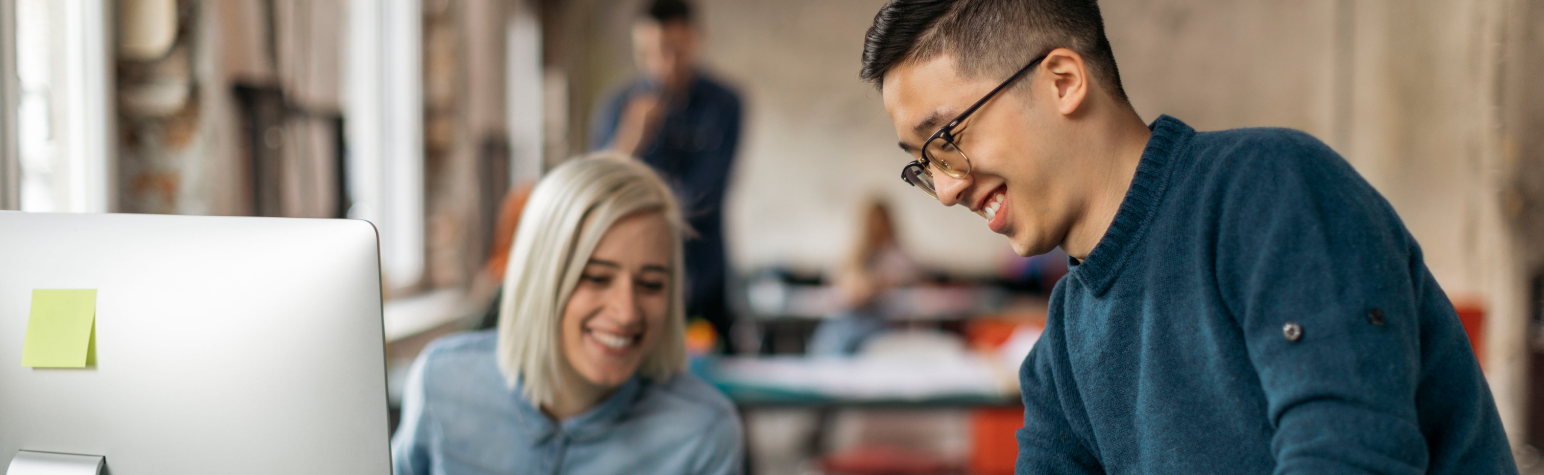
xmin=699 ymin=0 xmax=1012 ymax=277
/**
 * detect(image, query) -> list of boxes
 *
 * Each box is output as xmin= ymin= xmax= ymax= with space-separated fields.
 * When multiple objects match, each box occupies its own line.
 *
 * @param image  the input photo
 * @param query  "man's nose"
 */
xmin=932 ymin=170 xmax=972 ymax=208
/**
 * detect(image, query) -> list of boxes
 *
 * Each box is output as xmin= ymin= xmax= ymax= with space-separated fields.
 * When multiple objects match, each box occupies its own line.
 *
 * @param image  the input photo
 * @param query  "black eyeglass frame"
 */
xmin=901 ymin=53 xmax=1051 ymax=195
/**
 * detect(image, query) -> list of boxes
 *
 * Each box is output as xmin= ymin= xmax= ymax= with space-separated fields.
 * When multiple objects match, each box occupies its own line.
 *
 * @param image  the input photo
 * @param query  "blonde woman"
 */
xmin=391 ymin=155 xmax=743 ymax=474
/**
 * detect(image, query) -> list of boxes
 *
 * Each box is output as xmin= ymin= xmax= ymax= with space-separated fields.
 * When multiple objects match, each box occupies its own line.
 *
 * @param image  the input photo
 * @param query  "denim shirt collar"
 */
xmin=509 ymin=374 xmax=646 ymax=445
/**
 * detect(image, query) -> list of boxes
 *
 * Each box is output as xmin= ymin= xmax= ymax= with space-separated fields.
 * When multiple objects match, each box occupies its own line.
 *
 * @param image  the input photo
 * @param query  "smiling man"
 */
xmin=860 ymin=0 xmax=1515 ymax=473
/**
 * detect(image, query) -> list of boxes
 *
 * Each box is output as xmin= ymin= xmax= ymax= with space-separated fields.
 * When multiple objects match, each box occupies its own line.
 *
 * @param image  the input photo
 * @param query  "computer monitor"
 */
xmin=0 ymin=212 xmax=391 ymax=475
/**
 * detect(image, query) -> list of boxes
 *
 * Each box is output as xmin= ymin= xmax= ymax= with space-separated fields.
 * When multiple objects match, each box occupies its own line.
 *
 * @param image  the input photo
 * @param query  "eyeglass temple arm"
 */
xmin=946 ymin=55 xmax=1047 ymax=132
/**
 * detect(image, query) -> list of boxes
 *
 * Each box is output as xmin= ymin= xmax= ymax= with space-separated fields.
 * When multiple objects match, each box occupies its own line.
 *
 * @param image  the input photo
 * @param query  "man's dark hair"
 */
xmin=860 ymin=0 xmax=1127 ymax=103
xmin=643 ymin=0 xmax=693 ymax=24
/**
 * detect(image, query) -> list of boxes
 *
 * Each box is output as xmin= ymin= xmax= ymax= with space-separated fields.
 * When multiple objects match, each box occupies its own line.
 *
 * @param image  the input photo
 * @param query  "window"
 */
xmin=348 ymin=0 xmax=425 ymax=292
xmin=13 ymin=0 xmax=111 ymax=213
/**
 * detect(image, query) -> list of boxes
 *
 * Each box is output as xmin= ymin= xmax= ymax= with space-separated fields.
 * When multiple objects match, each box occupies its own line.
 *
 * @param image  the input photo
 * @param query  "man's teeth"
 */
xmin=983 ymin=193 xmax=1004 ymax=220
xmin=591 ymin=331 xmax=634 ymax=349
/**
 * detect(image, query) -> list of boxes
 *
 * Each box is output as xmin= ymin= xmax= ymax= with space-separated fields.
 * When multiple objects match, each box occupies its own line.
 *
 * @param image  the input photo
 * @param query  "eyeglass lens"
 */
xmin=923 ymin=136 xmax=970 ymax=179
xmin=901 ymin=135 xmax=970 ymax=197
xmin=901 ymin=163 xmax=937 ymax=198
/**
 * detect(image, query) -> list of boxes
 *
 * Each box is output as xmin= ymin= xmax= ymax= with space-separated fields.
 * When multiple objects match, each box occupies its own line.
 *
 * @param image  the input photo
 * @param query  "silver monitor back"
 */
xmin=0 ymin=212 xmax=391 ymax=475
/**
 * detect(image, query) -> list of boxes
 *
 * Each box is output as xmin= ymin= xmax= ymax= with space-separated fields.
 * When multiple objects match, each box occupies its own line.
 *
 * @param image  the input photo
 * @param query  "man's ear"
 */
xmin=1041 ymin=47 xmax=1090 ymax=117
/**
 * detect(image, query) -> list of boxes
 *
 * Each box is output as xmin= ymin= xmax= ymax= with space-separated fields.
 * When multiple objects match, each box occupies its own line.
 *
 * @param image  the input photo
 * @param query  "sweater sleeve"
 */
xmin=1214 ymin=132 xmax=1430 ymax=474
xmin=589 ymin=86 xmax=629 ymax=152
xmin=1015 ymin=332 xmax=1103 ymax=475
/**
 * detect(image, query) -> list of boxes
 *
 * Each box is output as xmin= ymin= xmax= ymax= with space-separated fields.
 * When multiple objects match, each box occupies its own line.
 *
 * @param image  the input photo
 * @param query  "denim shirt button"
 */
xmin=1282 ymin=322 xmax=1303 ymax=342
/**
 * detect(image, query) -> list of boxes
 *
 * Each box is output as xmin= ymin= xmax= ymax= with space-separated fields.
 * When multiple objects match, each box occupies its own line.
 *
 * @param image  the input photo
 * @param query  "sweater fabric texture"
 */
xmin=1015 ymin=115 xmax=1515 ymax=474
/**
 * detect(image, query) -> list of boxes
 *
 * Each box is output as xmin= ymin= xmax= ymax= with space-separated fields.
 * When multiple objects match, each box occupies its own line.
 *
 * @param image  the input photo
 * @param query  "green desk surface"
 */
xmin=691 ymin=356 xmax=1021 ymax=409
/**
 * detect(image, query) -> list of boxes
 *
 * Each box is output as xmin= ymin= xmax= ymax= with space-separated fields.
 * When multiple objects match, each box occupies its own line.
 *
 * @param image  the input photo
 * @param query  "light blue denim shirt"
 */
xmin=391 ymin=331 xmax=744 ymax=475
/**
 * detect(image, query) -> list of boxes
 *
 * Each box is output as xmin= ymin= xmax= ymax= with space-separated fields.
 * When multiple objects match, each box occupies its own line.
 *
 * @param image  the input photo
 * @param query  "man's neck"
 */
xmin=658 ymin=69 xmax=698 ymax=99
xmin=1061 ymin=107 xmax=1153 ymax=261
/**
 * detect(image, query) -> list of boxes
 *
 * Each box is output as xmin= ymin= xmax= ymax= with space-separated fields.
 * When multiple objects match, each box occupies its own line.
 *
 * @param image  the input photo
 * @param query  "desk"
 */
xmin=695 ymin=355 xmax=1024 ymax=474
xmin=694 ymin=355 xmax=1021 ymax=408
xmin=748 ymin=283 xmax=1016 ymax=321
xmin=741 ymin=284 xmax=1048 ymax=356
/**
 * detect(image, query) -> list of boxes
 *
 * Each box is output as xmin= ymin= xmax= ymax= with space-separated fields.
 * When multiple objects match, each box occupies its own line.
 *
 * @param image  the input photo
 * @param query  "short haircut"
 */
xmin=642 ymin=0 xmax=693 ymax=24
xmin=860 ymin=0 xmax=1127 ymax=103
xmin=495 ymin=153 xmax=690 ymax=407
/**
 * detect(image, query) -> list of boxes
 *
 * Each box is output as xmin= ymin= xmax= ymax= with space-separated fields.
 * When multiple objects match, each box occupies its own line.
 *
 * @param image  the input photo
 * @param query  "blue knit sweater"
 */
xmin=1015 ymin=116 xmax=1515 ymax=474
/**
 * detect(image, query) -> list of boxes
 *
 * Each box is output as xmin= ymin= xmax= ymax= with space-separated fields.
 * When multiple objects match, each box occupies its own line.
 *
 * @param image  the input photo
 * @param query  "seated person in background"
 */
xmin=392 ymin=154 xmax=744 ymax=475
xmin=808 ymin=197 xmax=923 ymax=355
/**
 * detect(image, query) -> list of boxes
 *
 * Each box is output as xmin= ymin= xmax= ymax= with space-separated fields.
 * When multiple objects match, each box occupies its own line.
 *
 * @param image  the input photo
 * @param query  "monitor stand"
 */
xmin=7 ymin=450 xmax=104 ymax=475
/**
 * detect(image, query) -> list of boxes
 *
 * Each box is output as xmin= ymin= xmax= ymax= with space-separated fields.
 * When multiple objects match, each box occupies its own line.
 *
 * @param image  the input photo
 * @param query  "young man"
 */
xmin=590 ymin=0 xmax=742 ymax=349
xmin=859 ymin=0 xmax=1515 ymax=473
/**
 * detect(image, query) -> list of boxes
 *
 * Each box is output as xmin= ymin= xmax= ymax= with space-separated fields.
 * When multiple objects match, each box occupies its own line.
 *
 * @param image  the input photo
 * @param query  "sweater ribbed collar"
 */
xmin=1067 ymin=115 xmax=1193 ymax=296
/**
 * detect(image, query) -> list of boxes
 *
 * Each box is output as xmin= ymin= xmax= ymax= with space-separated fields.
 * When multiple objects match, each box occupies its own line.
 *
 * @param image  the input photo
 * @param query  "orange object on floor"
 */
xmin=483 ymin=183 xmax=535 ymax=282
xmin=969 ymin=407 xmax=1021 ymax=475
xmin=1452 ymin=297 xmax=1486 ymax=372
xmin=820 ymin=445 xmax=955 ymax=475
xmin=963 ymin=319 xmax=1019 ymax=352
xmin=684 ymin=318 xmax=718 ymax=356
xmin=963 ymin=318 xmax=1033 ymax=475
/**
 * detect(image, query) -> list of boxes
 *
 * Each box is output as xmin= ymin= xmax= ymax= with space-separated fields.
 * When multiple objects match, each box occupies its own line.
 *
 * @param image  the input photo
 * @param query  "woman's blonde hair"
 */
xmin=495 ymin=153 xmax=689 ymax=407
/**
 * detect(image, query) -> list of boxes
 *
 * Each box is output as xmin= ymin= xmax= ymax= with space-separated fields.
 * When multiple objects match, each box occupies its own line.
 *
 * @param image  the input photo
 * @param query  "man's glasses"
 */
xmin=901 ymin=53 xmax=1049 ymax=198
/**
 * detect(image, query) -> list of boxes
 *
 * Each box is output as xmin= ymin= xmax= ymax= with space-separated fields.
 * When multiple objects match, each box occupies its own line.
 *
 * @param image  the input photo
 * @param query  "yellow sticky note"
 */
xmin=21 ymin=289 xmax=98 ymax=368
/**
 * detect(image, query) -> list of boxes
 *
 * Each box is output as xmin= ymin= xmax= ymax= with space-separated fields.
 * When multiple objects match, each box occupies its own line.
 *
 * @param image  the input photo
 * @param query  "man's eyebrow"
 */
xmin=912 ymin=110 xmax=950 ymax=137
xmin=899 ymin=110 xmax=951 ymax=153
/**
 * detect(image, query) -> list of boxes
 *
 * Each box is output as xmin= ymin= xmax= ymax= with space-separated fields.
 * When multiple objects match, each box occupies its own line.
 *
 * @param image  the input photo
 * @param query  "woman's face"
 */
xmin=560 ymin=211 xmax=673 ymax=390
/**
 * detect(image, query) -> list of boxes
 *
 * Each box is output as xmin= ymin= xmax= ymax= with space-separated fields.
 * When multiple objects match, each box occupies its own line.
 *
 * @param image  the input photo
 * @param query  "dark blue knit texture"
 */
xmin=1015 ymin=116 xmax=1515 ymax=475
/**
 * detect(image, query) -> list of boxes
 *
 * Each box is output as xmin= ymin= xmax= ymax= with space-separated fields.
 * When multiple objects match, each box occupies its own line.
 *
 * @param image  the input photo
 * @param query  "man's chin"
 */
xmin=1008 ymin=238 xmax=1035 ymax=257
xmin=1008 ymin=234 xmax=1055 ymax=258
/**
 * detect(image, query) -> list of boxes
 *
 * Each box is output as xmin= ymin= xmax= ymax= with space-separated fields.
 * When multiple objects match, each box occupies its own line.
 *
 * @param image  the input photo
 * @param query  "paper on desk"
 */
xmin=21 ymin=289 xmax=98 ymax=368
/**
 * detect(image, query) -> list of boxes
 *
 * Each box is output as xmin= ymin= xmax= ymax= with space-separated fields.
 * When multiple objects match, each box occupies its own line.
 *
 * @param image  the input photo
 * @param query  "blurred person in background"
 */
xmin=591 ymin=0 xmax=743 ymax=350
xmin=860 ymin=0 xmax=1513 ymax=473
xmin=392 ymin=155 xmax=743 ymax=475
xmin=808 ymin=197 xmax=923 ymax=355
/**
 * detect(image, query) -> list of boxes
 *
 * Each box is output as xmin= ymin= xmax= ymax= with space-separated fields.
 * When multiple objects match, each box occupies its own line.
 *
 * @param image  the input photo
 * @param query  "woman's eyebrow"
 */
xmin=587 ymin=260 xmax=668 ymax=274
xmin=586 ymin=259 xmax=621 ymax=269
